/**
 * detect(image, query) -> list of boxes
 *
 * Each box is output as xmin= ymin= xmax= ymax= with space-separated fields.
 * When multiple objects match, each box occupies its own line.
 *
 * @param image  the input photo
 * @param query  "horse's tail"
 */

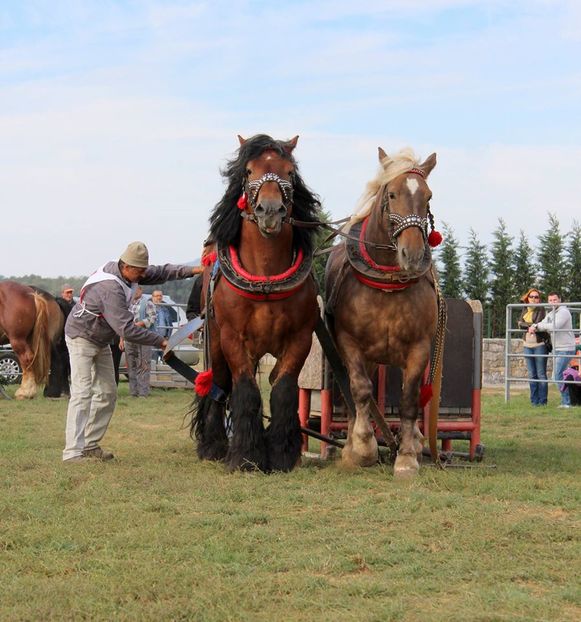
xmin=29 ymin=293 xmax=52 ymax=384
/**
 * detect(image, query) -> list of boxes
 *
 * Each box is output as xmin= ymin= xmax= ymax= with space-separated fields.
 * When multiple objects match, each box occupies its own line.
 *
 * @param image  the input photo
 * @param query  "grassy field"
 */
xmin=0 ymin=383 xmax=579 ymax=622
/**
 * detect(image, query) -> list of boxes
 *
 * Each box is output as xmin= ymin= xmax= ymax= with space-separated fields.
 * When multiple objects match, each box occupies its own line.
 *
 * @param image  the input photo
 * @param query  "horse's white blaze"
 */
xmin=406 ymin=177 xmax=419 ymax=195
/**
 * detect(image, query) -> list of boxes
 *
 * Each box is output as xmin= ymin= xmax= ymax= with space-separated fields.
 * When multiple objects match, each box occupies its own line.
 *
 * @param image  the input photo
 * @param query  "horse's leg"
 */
xmin=191 ymin=320 xmax=231 ymax=462
xmin=266 ymin=336 xmax=313 ymax=472
xmin=227 ymin=373 xmax=267 ymax=472
xmin=44 ymin=344 xmax=64 ymax=398
xmin=12 ymin=338 xmax=38 ymax=400
xmin=395 ymin=343 xmax=430 ymax=478
xmin=338 ymin=336 xmax=378 ymax=468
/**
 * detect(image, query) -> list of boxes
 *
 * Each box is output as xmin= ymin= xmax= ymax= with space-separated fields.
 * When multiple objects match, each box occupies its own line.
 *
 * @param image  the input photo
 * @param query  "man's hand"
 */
xmin=119 ymin=337 xmax=125 ymax=351
xmin=191 ymin=265 xmax=203 ymax=275
xmin=160 ymin=338 xmax=168 ymax=350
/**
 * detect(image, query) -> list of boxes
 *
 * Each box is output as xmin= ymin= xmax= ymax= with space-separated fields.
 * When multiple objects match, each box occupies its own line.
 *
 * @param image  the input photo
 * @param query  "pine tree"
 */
xmin=463 ymin=228 xmax=489 ymax=304
xmin=513 ymin=230 xmax=537 ymax=296
xmin=565 ymin=220 xmax=581 ymax=302
xmin=437 ymin=222 xmax=463 ymax=298
xmin=537 ymin=213 xmax=566 ymax=296
xmin=489 ymin=219 xmax=515 ymax=337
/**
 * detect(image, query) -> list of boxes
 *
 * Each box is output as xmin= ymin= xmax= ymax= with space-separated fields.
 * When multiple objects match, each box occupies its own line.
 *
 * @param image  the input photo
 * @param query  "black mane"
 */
xmin=208 ymin=134 xmax=321 ymax=254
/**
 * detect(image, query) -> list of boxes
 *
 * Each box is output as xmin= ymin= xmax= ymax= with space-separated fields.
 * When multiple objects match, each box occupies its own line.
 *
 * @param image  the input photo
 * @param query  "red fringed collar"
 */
xmin=345 ymin=218 xmax=432 ymax=291
xmin=217 ymin=244 xmax=313 ymax=301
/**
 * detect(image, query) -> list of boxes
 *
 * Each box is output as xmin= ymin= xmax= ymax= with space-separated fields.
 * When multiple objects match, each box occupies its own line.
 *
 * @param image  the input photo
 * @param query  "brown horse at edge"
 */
xmin=0 ymin=281 xmax=64 ymax=399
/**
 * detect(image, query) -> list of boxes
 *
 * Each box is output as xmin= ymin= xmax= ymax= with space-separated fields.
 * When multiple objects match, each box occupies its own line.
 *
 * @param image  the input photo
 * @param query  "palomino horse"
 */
xmin=325 ymin=148 xmax=444 ymax=478
xmin=191 ymin=134 xmax=321 ymax=472
xmin=0 ymin=281 xmax=64 ymax=399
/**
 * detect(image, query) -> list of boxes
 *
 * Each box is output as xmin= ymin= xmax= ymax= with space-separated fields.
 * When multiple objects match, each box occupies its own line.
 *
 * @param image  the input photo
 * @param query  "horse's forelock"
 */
xmin=209 ymin=135 xmax=319 ymax=250
xmin=348 ymin=148 xmax=422 ymax=227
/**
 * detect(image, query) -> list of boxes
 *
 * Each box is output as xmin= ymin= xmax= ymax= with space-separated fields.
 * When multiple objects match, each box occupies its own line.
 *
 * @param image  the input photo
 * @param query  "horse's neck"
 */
xmin=364 ymin=207 xmax=398 ymax=266
xmin=238 ymin=222 xmax=294 ymax=275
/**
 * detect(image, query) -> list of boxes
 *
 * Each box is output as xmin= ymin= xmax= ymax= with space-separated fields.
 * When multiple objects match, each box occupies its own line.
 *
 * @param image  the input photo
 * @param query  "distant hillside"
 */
xmin=1 ymin=258 xmax=201 ymax=305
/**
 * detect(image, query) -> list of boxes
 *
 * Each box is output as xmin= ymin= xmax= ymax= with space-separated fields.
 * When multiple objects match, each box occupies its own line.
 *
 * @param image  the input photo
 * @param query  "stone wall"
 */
xmin=482 ymin=338 xmax=553 ymax=386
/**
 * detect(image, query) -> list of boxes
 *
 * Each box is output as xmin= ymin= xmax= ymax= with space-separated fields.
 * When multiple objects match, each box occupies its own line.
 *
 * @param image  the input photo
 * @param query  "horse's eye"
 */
xmin=389 ymin=192 xmax=396 ymax=200
xmin=246 ymin=169 xmax=251 ymax=176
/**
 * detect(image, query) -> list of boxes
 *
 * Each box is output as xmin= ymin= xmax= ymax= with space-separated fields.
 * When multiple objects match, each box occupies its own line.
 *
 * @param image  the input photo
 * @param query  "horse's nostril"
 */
xmin=255 ymin=204 xmax=265 ymax=215
xmin=278 ymin=206 xmax=287 ymax=215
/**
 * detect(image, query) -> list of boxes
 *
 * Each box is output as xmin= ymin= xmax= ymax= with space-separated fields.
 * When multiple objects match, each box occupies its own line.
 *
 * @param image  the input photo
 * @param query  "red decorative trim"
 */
xmin=222 ymin=277 xmax=304 ymax=301
xmin=358 ymin=218 xmax=400 ymax=272
xmin=237 ymin=193 xmax=248 ymax=210
xmin=407 ymin=168 xmax=425 ymax=178
xmin=202 ymin=251 xmax=217 ymax=266
xmin=229 ymin=245 xmax=304 ymax=283
xmin=353 ymin=271 xmax=416 ymax=290
xmin=419 ymin=383 xmax=433 ymax=407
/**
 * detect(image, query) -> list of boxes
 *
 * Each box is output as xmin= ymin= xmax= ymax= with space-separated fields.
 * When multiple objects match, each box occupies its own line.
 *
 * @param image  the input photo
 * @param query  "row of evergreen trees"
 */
xmin=436 ymin=214 xmax=581 ymax=337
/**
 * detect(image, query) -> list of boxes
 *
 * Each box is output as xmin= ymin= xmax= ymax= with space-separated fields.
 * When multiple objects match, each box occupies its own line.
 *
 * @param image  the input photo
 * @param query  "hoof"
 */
xmin=341 ymin=443 xmax=378 ymax=468
xmin=14 ymin=391 xmax=34 ymax=400
xmin=394 ymin=453 xmax=420 ymax=479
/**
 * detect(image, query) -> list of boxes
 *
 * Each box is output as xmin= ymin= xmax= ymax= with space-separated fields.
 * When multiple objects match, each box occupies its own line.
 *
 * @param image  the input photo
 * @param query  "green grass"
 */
xmin=0 ymin=384 xmax=580 ymax=621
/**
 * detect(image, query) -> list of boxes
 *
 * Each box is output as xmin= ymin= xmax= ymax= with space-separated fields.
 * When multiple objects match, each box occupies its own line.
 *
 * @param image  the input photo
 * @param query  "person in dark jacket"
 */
xmin=62 ymin=242 xmax=202 ymax=463
xmin=517 ymin=288 xmax=550 ymax=406
xmin=45 ymin=284 xmax=76 ymax=398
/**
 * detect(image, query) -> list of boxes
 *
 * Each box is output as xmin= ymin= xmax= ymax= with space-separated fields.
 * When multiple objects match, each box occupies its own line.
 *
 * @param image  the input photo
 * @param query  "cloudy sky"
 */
xmin=1 ymin=0 xmax=580 ymax=277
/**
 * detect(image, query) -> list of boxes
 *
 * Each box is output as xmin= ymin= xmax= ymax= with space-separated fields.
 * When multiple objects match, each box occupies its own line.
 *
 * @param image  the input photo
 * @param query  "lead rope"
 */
xmin=427 ymin=265 xmax=447 ymax=467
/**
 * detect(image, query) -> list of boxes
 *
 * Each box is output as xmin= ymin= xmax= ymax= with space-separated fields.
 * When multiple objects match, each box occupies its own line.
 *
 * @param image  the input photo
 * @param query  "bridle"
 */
xmin=239 ymin=172 xmax=294 ymax=226
xmin=378 ymin=168 xmax=431 ymax=248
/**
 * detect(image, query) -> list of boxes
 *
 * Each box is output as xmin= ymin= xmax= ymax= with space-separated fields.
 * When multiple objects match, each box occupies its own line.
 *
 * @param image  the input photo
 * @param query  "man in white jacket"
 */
xmin=530 ymin=292 xmax=577 ymax=408
xmin=63 ymin=242 xmax=202 ymax=462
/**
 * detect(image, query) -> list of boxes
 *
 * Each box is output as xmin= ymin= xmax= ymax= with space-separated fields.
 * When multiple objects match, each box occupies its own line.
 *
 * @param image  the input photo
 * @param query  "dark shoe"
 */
xmin=83 ymin=446 xmax=115 ymax=461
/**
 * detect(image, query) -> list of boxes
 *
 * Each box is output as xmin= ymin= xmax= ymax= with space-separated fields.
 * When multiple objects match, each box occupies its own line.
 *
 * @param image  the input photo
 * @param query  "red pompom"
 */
xmin=428 ymin=230 xmax=443 ymax=247
xmin=194 ymin=369 xmax=213 ymax=396
xmin=419 ymin=384 xmax=433 ymax=408
xmin=201 ymin=251 xmax=217 ymax=266
xmin=237 ymin=193 xmax=248 ymax=210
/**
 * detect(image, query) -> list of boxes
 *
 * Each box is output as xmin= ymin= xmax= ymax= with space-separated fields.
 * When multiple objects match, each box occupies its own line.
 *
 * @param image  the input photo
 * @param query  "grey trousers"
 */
xmin=125 ymin=341 xmax=153 ymax=397
xmin=63 ymin=336 xmax=117 ymax=461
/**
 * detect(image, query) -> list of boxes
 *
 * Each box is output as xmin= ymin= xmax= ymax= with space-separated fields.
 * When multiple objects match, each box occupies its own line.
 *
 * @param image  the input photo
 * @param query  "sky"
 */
xmin=1 ymin=0 xmax=580 ymax=277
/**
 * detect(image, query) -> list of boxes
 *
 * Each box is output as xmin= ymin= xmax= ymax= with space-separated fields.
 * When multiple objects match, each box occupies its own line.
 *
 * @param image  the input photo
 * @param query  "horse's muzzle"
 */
xmin=255 ymin=200 xmax=287 ymax=238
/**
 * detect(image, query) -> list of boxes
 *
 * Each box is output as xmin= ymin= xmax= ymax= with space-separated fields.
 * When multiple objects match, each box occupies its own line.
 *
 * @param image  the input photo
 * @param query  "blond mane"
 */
xmin=346 ymin=148 xmax=422 ymax=229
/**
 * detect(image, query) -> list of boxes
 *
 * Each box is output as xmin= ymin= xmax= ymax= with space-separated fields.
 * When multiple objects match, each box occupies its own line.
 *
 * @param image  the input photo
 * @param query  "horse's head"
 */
xmin=239 ymin=135 xmax=298 ymax=238
xmin=378 ymin=147 xmax=437 ymax=272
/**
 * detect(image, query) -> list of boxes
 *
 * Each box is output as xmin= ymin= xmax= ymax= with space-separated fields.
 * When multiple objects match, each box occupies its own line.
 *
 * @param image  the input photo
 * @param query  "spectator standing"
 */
xmin=121 ymin=287 xmax=157 ymax=397
xmin=62 ymin=241 xmax=203 ymax=463
xmin=151 ymin=290 xmax=175 ymax=338
xmin=518 ymin=288 xmax=550 ymax=407
xmin=530 ymin=292 xmax=576 ymax=408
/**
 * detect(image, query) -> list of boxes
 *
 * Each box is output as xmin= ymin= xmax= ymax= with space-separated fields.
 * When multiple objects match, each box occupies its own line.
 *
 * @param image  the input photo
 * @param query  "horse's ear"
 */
xmin=237 ymin=135 xmax=246 ymax=146
xmin=284 ymin=135 xmax=299 ymax=154
xmin=378 ymin=147 xmax=389 ymax=164
xmin=420 ymin=153 xmax=437 ymax=177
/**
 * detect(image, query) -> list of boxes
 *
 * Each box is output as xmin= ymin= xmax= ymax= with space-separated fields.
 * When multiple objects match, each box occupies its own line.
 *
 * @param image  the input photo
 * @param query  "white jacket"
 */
xmin=536 ymin=305 xmax=576 ymax=351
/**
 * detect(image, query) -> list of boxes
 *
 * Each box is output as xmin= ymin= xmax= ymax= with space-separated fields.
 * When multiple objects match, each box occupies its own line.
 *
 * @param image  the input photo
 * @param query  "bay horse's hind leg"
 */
xmin=12 ymin=338 xmax=38 ymax=400
xmin=227 ymin=374 xmax=268 ymax=472
xmin=191 ymin=394 xmax=229 ymax=461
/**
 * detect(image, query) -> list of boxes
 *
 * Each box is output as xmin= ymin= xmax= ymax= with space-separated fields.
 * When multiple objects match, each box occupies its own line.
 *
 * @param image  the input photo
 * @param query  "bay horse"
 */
xmin=0 ymin=281 xmax=64 ymax=399
xmin=190 ymin=134 xmax=321 ymax=472
xmin=325 ymin=148 xmax=445 ymax=478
